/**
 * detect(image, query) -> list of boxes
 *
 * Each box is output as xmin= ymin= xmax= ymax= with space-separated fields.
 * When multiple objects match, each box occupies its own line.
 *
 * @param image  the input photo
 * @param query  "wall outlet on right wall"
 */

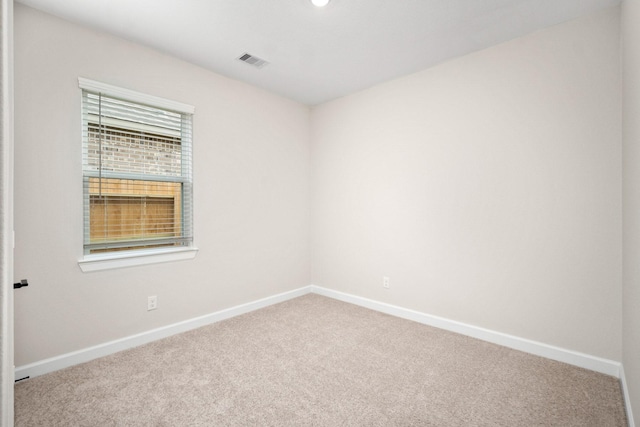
xmin=383 ymin=276 xmax=390 ymax=289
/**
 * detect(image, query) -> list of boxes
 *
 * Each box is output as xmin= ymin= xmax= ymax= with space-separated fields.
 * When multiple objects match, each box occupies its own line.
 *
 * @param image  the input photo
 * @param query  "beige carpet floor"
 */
xmin=15 ymin=294 xmax=627 ymax=426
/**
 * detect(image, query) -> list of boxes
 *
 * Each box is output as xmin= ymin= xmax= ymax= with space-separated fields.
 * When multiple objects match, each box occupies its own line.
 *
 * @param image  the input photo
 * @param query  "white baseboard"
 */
xmin=16 ymin=284 xmax=623 ymax=384
xmin=15 ymin=286 xmax=313 ymax=381
xmin=620 ymin=364 xmax=637 ymax=427
xmin=15 ymin=283 xmax=634 ymax=424
xmin=309 ymin=285 xmax=622 ymax=378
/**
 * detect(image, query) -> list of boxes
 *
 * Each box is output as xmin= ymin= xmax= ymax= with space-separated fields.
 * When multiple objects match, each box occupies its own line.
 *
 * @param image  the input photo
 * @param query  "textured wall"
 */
xmin=311 ymin=7 xmax=622 ymax=361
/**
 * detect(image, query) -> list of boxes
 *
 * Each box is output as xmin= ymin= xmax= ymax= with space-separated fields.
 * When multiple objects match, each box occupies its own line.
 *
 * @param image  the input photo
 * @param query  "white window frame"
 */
xmin=77 ymin=78 xmax=197 ymax=272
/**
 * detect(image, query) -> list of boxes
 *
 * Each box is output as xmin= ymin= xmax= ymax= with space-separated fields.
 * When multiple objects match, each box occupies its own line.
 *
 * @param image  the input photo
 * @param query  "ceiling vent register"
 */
xmin=237 ymin=53 xmax=269 ymax=69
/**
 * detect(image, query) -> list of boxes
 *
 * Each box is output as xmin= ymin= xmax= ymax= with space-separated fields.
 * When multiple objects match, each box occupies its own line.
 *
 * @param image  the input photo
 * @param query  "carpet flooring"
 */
xmin=15 ymin=294 xmax=628 ymax=426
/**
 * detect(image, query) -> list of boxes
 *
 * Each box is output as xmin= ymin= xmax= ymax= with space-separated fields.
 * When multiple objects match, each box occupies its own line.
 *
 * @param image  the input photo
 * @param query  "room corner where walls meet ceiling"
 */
xmin=14 ymin=0 xmax=621 ymax=105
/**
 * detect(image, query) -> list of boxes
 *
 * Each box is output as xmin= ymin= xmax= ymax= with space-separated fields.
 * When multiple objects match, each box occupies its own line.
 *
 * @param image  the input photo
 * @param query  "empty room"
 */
xmin=2 ymin=0 xmax=640 ymax=425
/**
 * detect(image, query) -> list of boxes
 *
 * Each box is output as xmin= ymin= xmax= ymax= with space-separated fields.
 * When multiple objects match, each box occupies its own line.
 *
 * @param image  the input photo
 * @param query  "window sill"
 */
xmin=78 ymin=247 xmax=198 ymax=272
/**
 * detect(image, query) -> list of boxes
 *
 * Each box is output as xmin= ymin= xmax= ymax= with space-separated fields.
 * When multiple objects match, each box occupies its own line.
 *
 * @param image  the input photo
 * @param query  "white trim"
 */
xmin=1 ymin=0 xmax=14 ymax=424
xmin=15 ymin=286 xmax=313 ymax=380
xmin=78 ymin=247 xmax=199 ymax=272
xmin=620 ymin=364 xmax=636 ymax=427
xmin=15 ymin=284 xmax=625 ymax=385
xmin=78 ymin=77 xmax=195 ymax=114
xmin=309 ymin=285 xmax=622 ymax=377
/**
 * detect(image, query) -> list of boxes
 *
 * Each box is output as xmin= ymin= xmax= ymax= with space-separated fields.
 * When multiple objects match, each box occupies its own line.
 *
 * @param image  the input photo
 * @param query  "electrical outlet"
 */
xmin=147 ymin=295 xmax=158 ymax=311
xmin=383 ymin=276 xmax=390 ymax=289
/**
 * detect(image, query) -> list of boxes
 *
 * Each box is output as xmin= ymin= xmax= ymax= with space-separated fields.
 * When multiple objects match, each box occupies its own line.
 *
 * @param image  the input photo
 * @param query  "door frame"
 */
xmin=0 ymin=0 xmax=14 ymax=424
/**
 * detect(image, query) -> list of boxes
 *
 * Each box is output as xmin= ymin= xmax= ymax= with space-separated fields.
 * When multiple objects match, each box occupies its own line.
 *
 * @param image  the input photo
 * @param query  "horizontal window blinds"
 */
xmin=81 ymin=86 xmax=193 ymax=254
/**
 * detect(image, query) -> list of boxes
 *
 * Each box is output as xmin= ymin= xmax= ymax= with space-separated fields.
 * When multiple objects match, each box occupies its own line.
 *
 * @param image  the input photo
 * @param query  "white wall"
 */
xmin=311 ymin=7 xmax=622 ymax=361
xmin=13 ymin=4 xmax=311 ymax=366
xmin=623 ymin=0 xmax=640 ymax=422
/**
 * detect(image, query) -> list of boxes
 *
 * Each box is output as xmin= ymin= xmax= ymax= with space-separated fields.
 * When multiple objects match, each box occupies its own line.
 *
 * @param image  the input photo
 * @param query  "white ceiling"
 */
xmin=17 ymin=0 xmax=621 ymax=105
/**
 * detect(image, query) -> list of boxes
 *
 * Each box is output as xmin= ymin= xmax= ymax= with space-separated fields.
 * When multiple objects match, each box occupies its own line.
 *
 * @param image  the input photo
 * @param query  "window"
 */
xmin=78 ymin=79 xmax=196 ymax=271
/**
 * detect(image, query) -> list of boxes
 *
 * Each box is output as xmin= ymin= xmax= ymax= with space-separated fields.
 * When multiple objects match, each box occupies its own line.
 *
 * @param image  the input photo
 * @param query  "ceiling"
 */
xmin=16 ymin=0 xmax=621 ymax=105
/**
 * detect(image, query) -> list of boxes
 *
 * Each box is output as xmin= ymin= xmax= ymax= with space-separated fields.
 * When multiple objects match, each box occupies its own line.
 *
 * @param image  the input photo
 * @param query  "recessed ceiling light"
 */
xmin=310 ymin=0 xmax=330 ymax=7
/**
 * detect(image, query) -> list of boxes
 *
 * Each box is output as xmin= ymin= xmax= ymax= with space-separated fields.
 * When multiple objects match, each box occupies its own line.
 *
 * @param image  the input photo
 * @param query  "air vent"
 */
xmin=237 ymin=52 xmax=269 ymax=69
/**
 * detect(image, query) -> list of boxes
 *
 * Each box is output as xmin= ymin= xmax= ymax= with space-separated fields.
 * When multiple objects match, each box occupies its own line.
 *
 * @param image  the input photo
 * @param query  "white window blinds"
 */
xmin=80 ymin=79 xmax=194 ymax=254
